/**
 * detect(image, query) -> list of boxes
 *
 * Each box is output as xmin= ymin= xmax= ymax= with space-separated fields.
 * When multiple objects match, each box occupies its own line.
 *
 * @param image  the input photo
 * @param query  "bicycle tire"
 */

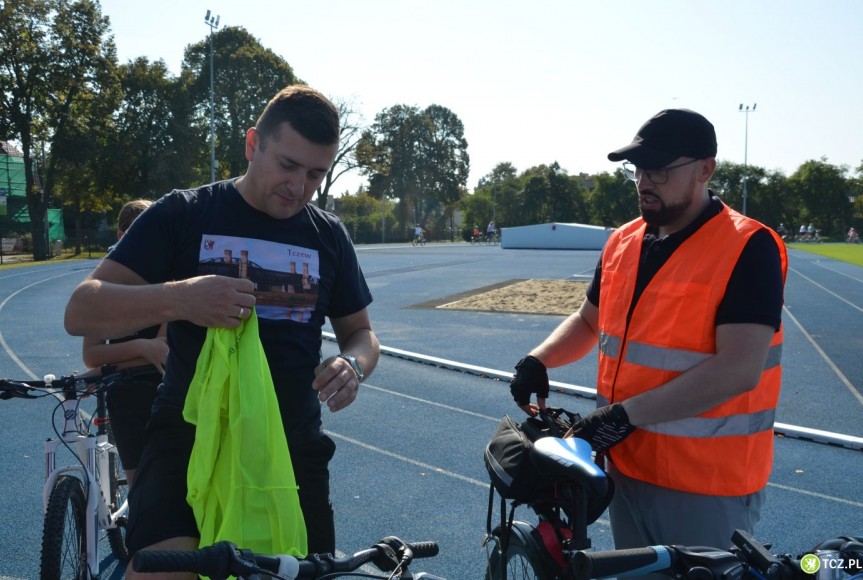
xmin=40 ymin=475 xmax=88 ymax=580
xmin=486 ymin=523 xmax=555 ymax=580
xmin=106 ymin=425 xmax=130 ymax=561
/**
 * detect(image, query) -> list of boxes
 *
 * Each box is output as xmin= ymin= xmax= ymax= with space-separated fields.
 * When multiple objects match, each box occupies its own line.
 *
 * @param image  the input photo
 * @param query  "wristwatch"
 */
xmin=337 ymin=354 xmax=364 ymax=382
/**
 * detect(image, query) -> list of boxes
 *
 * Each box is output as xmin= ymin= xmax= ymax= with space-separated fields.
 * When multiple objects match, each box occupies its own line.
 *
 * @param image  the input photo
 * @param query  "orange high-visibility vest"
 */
xmin=597 ymin=204 xmax=787 ymax=496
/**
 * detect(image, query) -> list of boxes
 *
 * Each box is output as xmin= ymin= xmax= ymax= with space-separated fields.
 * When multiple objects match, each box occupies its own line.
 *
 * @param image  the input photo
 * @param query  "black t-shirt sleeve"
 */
xmin=585 ymin=253 xmax=603 ymax=307
xmin=716 ymin=229 xmax=784 ymax=330
xmin=327 ymin=220 xmax=373 ymax=319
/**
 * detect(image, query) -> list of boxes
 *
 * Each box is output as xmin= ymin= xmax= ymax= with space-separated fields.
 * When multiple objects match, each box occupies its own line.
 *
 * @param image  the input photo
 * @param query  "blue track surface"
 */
xmin=0 ymin=244 xmax=860 ymax=579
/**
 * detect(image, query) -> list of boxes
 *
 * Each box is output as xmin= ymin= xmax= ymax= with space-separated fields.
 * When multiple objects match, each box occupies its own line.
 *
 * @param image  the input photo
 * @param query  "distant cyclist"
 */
xmin=486 ymin=221 xmax=496 ymax=242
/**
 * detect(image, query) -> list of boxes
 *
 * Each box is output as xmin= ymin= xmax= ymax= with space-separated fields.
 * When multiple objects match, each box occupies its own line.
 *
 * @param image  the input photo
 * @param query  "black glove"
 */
xmin=510 ymin=355 xmax=549 ymax=406
xmin=571 ymin=403 xmax=634 ymax=453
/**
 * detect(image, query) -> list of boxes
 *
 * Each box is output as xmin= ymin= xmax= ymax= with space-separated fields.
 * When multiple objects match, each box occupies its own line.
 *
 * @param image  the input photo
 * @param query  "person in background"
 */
xmin=486 ymin=220 xmax=496 ymax=241
xmin=65 ymin=85 xmax=380 ymax=580
xmin=82 ymin=199 xmax=167 ymax=486
xmin=509 ymin=109 xmax=786 ymax=560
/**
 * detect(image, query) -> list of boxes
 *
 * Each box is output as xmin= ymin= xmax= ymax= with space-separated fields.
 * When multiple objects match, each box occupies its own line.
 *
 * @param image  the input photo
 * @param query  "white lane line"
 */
xmin=810 ymin=260 xmax=863 ymax=284
xmin=767 ymin=483 xmax=863 ymax=508
xmin=327 ymin=431 xmax=488 ymax=488
xmin=328 ymin=427 xmax=860 ymax=511
xmin=362 ymin=384 xmax=501 ymax=422
xmin=0 ymin=270 xmax=85 ymax=380
xmin=782 ymin=305 xmax=863 ymax=406
xmin=789 ymin=266 xmax=863 ymax=314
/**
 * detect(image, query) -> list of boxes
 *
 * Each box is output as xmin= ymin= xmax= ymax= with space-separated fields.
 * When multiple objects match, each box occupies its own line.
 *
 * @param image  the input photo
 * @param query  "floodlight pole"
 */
xmin=204 ymin=10 xmax=220 ymax=183
xmin=738 ymin=103 xmax=757 ymax=216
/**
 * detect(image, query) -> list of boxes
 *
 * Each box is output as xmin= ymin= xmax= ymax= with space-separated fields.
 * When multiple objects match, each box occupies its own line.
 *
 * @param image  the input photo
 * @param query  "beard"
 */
xmin=639 ymin=195 xmax=691 ymax=227
xmin=638 ymin=171 xmax=698 ymax=227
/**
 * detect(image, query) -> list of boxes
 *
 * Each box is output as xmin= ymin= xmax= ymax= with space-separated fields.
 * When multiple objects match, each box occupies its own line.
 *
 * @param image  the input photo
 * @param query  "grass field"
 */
xmin=787 ymin=243 xmax=863 ymax=267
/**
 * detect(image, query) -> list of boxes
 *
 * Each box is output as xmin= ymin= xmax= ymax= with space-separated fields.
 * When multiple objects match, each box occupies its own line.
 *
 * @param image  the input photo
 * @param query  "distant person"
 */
xmin=776 ymin=223 xmax=788 ymax=240
xmin=414 ymin=223 xmax=424 ymax=242
xmin=82 ymin=199 xmax=167 ymax=486
xmin=486 ymin=221 xmax=496 ymax=241
xmin=848 ymin=227 xmax=859 ymax=244
xmin=509 ymin=108 xmax=786 ymax=556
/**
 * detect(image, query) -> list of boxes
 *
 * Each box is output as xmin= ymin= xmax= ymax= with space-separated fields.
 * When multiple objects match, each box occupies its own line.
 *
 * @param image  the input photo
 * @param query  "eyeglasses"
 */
xmin=622 ymin=158 xmax=701 ymax=185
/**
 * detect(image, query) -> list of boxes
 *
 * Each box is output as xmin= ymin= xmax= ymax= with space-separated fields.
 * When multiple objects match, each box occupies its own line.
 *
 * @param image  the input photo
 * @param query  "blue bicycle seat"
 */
xmin=530 ymin=437 xmax=608 ymax=497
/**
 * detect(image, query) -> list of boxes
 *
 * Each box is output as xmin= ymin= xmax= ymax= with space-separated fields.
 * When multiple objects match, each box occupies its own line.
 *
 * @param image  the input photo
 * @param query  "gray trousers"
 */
xmin=607 ymin=462 xmax=765 ymax=579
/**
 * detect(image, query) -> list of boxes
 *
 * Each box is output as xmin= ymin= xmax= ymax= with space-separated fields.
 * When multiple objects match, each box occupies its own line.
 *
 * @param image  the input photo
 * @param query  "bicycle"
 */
xmin=412 ymin=235 xmax=427 ymax=247
xmin=132 ymin=534 xmax=445 ymax=579
xmin=483 ymin=408 xmax=862 ymax=580
xmin=483 ymin=408 xmax=611 ymax=580
xmin=0 ymin=365 xmax=157 ymax=579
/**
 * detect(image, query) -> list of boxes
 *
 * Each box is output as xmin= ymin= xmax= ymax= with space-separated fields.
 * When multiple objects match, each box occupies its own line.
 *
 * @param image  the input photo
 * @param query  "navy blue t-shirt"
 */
xmin=108 ymin=180 xmax=373 ymax=440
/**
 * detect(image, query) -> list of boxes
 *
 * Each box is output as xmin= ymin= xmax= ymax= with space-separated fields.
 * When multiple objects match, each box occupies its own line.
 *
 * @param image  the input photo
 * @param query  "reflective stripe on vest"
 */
xmin=600 ymin=331 xmax=783 ymax=373
xmin=596 ymin=204 xmax=788 ymax=496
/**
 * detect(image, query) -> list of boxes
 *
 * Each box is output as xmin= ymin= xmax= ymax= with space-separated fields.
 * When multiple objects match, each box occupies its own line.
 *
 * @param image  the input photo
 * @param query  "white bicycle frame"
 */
xmin=42 ymin=384 xmax=128 ymax=579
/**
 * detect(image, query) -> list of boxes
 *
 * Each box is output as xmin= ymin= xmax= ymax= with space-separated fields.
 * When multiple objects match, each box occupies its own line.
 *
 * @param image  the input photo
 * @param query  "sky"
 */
xmin=98 ymin=0 xmax=863 ymax=195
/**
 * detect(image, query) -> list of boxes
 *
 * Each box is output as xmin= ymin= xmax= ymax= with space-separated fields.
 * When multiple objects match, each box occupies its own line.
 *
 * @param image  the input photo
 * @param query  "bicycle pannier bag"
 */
xmin=484 ymin=415 xmax=550 ymax=501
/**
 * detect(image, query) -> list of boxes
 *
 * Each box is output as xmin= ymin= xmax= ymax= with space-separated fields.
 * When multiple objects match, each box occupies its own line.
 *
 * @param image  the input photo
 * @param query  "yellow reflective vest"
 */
xmin=597 ymin=204 xmax=787 ymax=496
xmin=184 ymin=310 xmax=307 ymax=556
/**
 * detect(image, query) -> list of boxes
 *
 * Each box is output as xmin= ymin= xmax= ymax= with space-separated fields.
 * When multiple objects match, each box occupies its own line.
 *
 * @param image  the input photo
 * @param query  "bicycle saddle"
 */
xmin=530 ymin=437 xmax=608 ymax=497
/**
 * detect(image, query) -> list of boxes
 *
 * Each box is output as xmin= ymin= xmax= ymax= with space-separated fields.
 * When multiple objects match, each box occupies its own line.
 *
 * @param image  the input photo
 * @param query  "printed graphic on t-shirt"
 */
xmin=198 ymin=234 xmax=319 ymax=322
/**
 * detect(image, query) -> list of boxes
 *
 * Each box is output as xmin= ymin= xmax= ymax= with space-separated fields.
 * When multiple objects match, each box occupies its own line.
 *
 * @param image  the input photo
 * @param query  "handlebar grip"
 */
xmin=573 ymin=546 xmax=674 ymax=579
xmin=132 ymin=542 xmax=235 ymax=577
xmin=408 ymin=541 xmax=440 ymax=559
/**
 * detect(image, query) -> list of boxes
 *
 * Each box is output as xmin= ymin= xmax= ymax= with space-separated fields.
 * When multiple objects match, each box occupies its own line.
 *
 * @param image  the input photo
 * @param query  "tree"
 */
xmin=0 ymin=0 xmax=119 ymax=260
xmin=788 ymin=159 xmax=853 ymax=236
xmin=316 ymin=98 xmax=364 ymax=211
xmin=588 ymin=169 xmax=638 ymax=227
xmin=103 ymin=58 xmax=197 ymax=200
xmin=356 ymin=103 xmax=469 ymax=238
xmin=183 ymin=26 xmax=297 ymax=181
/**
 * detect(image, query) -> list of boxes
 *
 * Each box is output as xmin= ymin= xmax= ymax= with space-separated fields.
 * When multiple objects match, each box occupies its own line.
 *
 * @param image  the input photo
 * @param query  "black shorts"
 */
xmin=125 ymin=408 xmax=337 ymax=555
xmin=106 ymin=372 xmax=161 ymax=469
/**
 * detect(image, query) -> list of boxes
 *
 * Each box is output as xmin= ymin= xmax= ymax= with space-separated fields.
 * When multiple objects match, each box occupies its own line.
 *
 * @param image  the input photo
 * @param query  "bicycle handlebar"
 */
xmin=132 ymin=536 xmax=442 ymax=579
xmin=0 ymin=365 xmax=158 ymax=400
xmin=572 ymin=530 xmax=863 ymax=580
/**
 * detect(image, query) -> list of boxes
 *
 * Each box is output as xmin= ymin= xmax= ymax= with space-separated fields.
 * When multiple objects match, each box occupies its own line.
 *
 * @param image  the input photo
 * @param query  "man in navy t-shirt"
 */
xmin=65 ymin=85 xmax=380 ymax=577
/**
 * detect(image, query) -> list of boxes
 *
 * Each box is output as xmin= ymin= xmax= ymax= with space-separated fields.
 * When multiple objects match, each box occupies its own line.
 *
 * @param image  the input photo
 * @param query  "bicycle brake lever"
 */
xmin=372 ymin=542 xmax=400 ymax=572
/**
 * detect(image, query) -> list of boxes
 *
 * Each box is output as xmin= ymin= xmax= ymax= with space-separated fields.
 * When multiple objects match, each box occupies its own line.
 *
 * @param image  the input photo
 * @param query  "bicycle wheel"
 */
xmin=40 ymin=475 xmax=88 ymax=580
xmin=106 ymin=427 xmax=130 ymax=561
xmin=486 ymin=523 xmax=555 ymax=580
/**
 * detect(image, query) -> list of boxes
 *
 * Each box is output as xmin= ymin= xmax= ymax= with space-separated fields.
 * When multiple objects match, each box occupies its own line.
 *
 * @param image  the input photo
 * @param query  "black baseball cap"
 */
xmin=607 ymin=109 xmax=717 ymax=169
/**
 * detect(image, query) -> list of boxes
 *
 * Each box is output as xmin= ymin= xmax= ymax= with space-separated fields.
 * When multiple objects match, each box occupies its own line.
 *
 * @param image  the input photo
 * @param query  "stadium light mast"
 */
xmin=738 ymin=103 xmax=757 ymax=216
xmin=204 ymin=10 xmax=220 ymax=182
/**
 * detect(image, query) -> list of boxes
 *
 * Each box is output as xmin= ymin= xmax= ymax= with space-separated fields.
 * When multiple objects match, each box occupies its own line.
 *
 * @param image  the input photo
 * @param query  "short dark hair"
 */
xmin=117 ymin=199 xmax=152 ymax=233
xmin=255 ymin=85 xmax=340 ymax=147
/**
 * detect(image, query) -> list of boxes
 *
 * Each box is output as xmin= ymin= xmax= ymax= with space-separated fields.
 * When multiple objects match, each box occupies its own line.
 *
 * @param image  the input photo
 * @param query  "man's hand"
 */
xmin=510 ymin=355 xmax=550 ymax=416
xmin=171 ymin=275 xmax=256 ymax=328
xmin=571 ymin=403 xmax=635 ymax=453
xmin=313 ymin=355 xmax=361 ymax=412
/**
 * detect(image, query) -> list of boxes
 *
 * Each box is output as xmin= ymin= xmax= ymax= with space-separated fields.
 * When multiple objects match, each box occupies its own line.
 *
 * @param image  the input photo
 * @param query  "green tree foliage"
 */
xmin=103 ymin=58 xmax=197 ymax=200
xmin=0 ymin=0 xmax=119 ymax=260
xmin=589 ymin=169 xmax=638 ymax=227
xmin=333 ymin=190 xmax=394 ymax=244
xmin=183 ymin=26 xmax=297 ymax=180
xmin=788 ymin=159 xmax=854 ymax=236
xmin=356 ymin=103 xmax=469 ymax=239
